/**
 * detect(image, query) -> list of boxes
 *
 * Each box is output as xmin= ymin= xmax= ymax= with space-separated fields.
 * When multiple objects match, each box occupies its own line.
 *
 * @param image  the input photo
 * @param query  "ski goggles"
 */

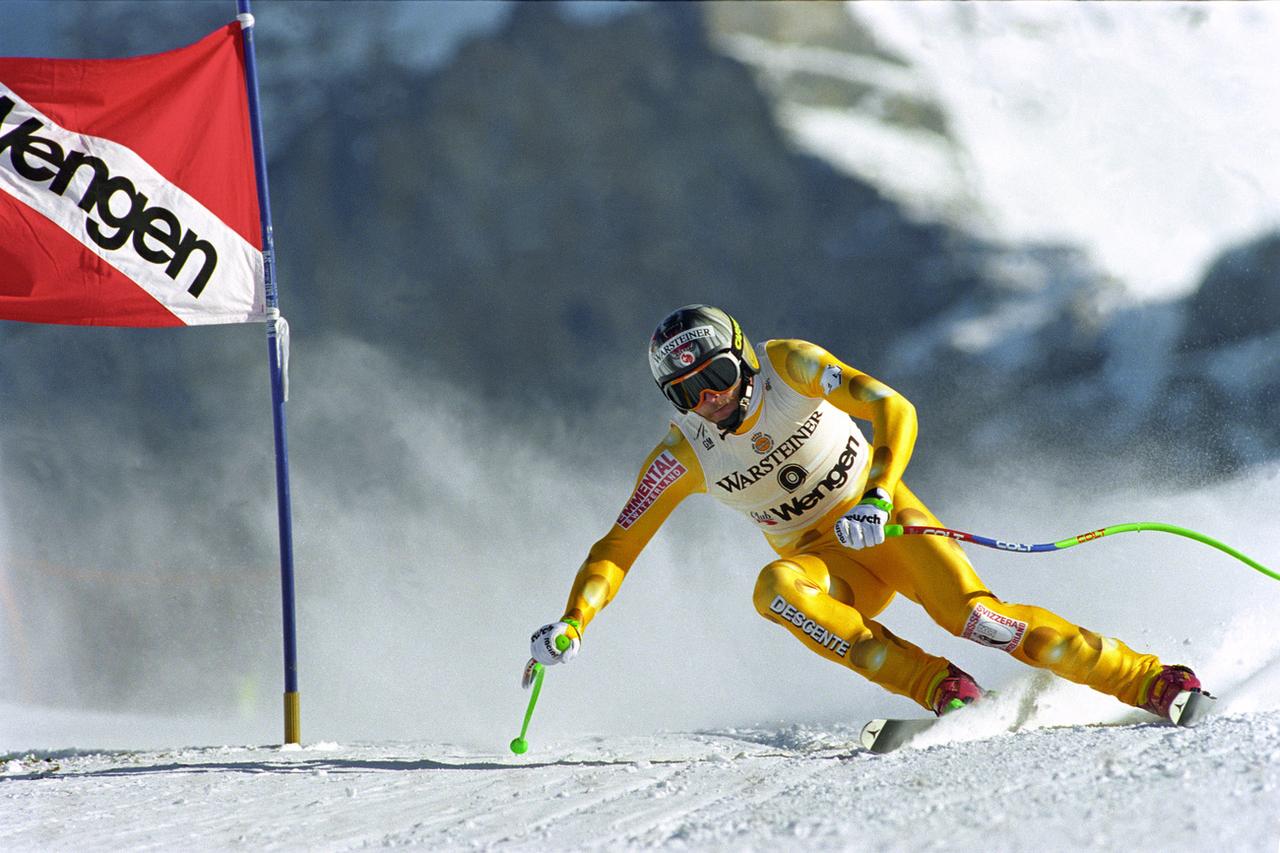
xmin=661 ymin=352 xmax=742 ymax=411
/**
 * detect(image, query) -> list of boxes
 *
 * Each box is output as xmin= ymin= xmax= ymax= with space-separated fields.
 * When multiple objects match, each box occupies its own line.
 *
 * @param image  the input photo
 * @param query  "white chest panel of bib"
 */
xmin=674 ymin=344 xmax=869 ymax=534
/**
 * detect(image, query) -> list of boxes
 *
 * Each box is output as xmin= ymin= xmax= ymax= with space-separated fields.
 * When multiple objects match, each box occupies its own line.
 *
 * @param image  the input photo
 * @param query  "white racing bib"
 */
xmin=675 ymin=343 xmax=869 ymax=534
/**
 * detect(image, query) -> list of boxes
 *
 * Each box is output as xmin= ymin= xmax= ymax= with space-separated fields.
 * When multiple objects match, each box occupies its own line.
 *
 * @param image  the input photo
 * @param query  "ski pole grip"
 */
xmin=553 ymin=618 xmax=582 ymax=652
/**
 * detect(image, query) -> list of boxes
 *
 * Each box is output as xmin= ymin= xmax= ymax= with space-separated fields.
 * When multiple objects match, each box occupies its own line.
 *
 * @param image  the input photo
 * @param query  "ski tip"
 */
xmin=859 ymin=717 xmax=938 ymax=754
xmin=1169 ymin=689 xmax=1216 ymax=727
xmin=859 ymin=719 xmax=887 ymax=752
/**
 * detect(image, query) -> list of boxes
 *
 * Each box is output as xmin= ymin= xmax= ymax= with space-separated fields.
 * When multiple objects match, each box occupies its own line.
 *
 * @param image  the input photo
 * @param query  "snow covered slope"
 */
xmin=4 ymin=701 xmax=1279 ymax=850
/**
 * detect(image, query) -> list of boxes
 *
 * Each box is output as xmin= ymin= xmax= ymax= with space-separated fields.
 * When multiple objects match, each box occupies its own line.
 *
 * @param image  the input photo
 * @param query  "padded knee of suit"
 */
xmin=1023 ymin=628 xmax=1068 ymax=664
xmin=827 ymin=574 xmax=855 ymax=607
xmin=849 ymin=638 xmax=887 ymax=671
xmin=1024 ymin=625 xmax=1105 ymax=665
xmin=753 ymin=561 xmax=813 ymax=617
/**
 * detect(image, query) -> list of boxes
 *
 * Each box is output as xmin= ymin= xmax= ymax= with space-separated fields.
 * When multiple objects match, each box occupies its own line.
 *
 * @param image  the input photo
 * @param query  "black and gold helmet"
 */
xmin=648 ymin=305 xmax=761 ymax=412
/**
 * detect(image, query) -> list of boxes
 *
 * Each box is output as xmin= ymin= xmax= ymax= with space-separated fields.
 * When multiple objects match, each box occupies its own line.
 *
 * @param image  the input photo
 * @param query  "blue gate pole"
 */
xmin=236 ymin=0 xmax=300 ymax=745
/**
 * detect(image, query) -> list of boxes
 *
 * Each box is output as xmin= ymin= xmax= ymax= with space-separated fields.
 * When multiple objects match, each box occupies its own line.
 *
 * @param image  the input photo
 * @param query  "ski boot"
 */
xmin=861 ymin=665 xmax=986 ymax=754
xmin=1140 ymin=664 xmax=1207 ymax=724
xmin=930 ymin=664 xmax=984 ymax=717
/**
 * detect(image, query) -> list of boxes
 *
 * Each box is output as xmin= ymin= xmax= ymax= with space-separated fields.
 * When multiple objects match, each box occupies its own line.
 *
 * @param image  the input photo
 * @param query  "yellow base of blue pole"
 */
xmin=284 ymin=691 xmax=300 ymax=744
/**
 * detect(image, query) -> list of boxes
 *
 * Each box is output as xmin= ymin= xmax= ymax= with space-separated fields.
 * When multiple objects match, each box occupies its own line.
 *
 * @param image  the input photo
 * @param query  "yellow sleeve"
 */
xmin=765 ymin=338 xmax=918 ymax=499
xmin=562 ymin=425 xmax=705 ymax=632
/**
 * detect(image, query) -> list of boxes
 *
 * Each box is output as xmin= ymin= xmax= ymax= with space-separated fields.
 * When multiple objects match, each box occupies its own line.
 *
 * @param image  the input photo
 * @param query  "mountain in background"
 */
xmin=705 ymin=1 xmax=1280 ymax=480
xmin=705 ymin=1 xmax=977 ymax=225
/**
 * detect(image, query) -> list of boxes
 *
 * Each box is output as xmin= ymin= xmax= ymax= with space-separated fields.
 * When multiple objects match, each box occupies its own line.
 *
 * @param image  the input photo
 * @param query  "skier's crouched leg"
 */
xmin=948 ymin=592 xmax=1163 ymax=706
xmin=937 ymin=588 xmax=1084 ymax=665
xmin=752 ymin=556 xmax=950 ymax=707
xmin=754 ymin=556 xmax=879 ymax=670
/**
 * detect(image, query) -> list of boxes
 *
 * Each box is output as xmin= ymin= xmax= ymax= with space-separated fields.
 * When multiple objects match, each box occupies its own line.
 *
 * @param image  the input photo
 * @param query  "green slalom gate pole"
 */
xmin=884 ymin=521 xmax=1280 ymax=583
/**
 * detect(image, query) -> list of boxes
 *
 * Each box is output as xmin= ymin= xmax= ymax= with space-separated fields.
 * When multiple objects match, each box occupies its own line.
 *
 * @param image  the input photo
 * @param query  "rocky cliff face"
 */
xmin=1181 ymin=234 xmax=1280 ymax=351
xmin=699 ymin=2 xmax=1280 ymax=484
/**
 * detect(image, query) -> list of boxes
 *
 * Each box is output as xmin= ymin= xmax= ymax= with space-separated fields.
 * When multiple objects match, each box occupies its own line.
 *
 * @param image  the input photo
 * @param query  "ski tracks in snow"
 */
xmin=3 ymin=715 xmax=1280 ymax=850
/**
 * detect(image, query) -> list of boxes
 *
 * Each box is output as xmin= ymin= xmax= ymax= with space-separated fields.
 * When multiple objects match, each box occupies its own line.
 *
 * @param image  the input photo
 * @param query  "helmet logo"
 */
xmin=652 ymin=326 xmax=715 ymax=366
xmin=677 ymin=348 xmax=696 ymax=367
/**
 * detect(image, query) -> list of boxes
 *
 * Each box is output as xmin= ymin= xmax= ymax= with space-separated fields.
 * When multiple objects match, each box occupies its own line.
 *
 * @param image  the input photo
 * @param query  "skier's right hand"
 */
xmin=529 ymin=619 xmax=581 ymax=667
xmin=835 ymin=487 xmax=893 ymax=550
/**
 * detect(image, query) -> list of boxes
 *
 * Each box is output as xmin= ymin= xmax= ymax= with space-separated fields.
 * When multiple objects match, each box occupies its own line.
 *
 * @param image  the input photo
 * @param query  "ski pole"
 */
xmin=510 ymin=659 xmax=545 ymax=755
xmin=511 ymin=622 xmax=580 ymax=754
xmin=885 ymin=522 xmax=1279 ymax=583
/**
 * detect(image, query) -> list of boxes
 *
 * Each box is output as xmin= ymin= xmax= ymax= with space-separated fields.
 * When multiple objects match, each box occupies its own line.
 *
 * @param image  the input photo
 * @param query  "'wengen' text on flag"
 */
xmin=0 ymin=24 xmax=266 ymax=327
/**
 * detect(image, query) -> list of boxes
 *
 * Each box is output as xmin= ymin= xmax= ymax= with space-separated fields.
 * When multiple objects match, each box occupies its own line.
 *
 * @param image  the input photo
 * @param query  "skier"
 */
xmin=528 ymin=305 xmax=1204 ymax=721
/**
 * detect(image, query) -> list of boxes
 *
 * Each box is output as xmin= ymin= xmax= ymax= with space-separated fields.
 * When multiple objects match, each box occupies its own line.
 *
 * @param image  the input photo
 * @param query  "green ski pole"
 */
xmin=511 ymin=622 xmax=579 ymax=754
xmin=885 ymin=521 xmax=1279 ymax=582
xmin=510 ymin=660 xmax=545 ymax=755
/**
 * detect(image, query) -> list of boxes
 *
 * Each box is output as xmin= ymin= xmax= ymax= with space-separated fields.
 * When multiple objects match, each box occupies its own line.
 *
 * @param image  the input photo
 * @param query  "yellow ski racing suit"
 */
xmin=562 ymin=339 xmax=1169 ymax=712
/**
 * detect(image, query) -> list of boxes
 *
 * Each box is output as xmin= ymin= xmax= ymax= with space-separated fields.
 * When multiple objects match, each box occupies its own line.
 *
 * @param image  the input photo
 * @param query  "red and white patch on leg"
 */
xmin=962 ymin=602 xmax=1027 ymax=653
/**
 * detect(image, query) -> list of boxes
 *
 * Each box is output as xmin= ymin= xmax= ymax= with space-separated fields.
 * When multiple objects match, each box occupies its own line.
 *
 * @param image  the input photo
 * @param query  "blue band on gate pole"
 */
xmin=236 ymin=0 xmax=300 ymax=743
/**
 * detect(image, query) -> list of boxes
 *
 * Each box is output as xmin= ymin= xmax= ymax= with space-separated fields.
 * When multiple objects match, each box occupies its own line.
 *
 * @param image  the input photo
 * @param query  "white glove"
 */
xmin=530 ymin=620 xmax=581 ymax=666
xmin=835 ymin=488 xmax=893 ymax=550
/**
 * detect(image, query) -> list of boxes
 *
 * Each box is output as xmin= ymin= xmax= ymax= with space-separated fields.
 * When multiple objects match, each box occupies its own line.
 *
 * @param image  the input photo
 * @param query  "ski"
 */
xmin=859 ymin=717 xmax=939 ymax=754
xmin=862 ymin=690 xmax=1215 ymax=754
xmin=1169 ymin=690 xmax=1215 ymax=727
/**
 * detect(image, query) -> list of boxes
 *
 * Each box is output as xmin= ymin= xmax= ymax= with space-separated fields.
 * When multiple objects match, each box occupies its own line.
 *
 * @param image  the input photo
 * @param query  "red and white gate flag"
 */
xmin=0 ymin=24 xmax=266 ymax=327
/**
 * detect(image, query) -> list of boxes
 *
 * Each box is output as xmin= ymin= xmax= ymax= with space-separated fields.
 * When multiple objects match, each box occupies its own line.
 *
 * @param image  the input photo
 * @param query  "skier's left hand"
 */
xmin=835 ymin=487 xmax=893 ymax=550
